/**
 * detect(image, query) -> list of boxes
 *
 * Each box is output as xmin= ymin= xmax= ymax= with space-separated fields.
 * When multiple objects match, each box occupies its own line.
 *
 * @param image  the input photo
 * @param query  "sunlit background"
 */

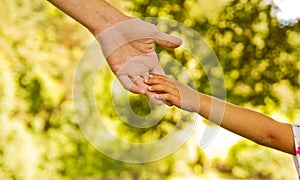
xmin=268 ymin=0 xmax=300 ymax=26
xmin=0 ymin=0 xmax=299 ymax=179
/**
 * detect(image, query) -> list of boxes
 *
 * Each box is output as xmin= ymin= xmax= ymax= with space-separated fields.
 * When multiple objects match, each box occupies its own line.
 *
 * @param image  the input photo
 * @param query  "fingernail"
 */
xmin=140 ymin=90 xmax=146 ymax=94
xmin=149 ymin=75 xmax=153 ymax=78
xmin=148 ymin=86 xmax=152 ymax=90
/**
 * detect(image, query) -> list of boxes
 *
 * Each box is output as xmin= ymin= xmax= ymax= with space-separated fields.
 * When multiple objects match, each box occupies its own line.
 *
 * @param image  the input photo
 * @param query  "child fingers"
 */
xmin=118 ymin=75 xmax=146 ymax=94
xmin=148 ymin=84 xmax=171 ymax=93
xmin=154 ymin=94 xmax=177 ymax=107
xmin=145 ymin=74 xmax=172 ymax=86
xmin=149 ymin=73 xmax=168 ymax=80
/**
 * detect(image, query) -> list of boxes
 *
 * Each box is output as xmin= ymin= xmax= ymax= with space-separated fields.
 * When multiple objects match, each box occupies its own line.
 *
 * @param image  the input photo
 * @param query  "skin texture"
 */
xmin=97 ymin=18 xmax=182 ymax=104
xmin=145 ymin=74 xmax=295 ymax=155
xmin=47 ymin=0 xmax=295 ymax=157
xmin=47 ymin=0 xmax=182 ymax=105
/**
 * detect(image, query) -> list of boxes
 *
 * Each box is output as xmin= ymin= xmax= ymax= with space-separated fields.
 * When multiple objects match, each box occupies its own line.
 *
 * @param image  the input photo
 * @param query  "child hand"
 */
xmin=145 ymin=74 xmax=199 ymax=112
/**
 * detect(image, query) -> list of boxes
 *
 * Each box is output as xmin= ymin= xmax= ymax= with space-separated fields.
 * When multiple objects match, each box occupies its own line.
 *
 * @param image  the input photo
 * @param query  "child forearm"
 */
xmin=197 ymin=93 xmax=295 ymax=155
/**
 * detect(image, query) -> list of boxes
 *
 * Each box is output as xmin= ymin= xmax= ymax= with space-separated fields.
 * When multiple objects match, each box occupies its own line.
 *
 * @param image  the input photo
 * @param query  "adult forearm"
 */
xmin=197 ymin=93 xmax=295 ymax=155
xmin=47 ymin=0 xmax=130 ymax=35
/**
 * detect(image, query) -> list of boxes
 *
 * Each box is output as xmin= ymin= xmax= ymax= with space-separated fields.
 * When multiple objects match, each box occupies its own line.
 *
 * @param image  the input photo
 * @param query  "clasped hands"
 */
xmin=97 ymin=18 xmax=182 ymax=105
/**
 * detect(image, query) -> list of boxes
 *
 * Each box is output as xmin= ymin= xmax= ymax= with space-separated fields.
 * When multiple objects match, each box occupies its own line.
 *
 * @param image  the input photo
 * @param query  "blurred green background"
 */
xmin=1 ymin=0 xmax=299 ymax=179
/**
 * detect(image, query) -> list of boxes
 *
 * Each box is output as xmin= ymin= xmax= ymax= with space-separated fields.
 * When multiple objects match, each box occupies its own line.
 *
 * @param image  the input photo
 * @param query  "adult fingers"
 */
xmin=117 ymin=75 xmax=146 ymax=94
xmin=148 ymin=84 xmax=173 ymax=93
xmin=148 ymin=92 xmax=165 ymax=105
xmin=154 ymin=94 xmax=175 ymax=107
xmin=145 ymin=74 xmax=173 ymax=86
xmin=133 ymin=76 xmax=164 ymax=105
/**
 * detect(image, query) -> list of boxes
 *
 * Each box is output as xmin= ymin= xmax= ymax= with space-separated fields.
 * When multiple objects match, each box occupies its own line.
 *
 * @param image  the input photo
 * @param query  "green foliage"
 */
xmin=0 ymin=0 xmax=204 ymax=179
xmin=124 ymin=0 xmax=300 ymax=120
xmin=213 ymin=0 xmax=300 ymax=118
xmin=220 ymin=140 xmax=297 ymax=179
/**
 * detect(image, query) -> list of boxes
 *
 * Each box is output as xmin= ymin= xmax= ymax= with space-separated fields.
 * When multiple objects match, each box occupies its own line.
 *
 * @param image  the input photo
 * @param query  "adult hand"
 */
xmin=96 ymin=18 xmax=182 ymax=105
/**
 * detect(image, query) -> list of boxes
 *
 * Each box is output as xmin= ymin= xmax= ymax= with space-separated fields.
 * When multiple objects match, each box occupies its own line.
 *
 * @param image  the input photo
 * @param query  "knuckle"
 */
xmin=170 ymin=94 xmax=179 ymax=102
xmin=165 ymin=94 xmax=172 ymax=100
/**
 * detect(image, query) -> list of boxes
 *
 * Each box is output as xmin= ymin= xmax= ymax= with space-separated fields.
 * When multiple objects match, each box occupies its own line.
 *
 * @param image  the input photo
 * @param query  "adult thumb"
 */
xmin=154 ymin=31 xmax=182 ymax=49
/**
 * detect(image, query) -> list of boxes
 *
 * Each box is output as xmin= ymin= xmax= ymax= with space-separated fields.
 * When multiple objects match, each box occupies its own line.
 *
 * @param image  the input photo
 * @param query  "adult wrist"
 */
xmin=92 ymin=12 xmax=132 ymax=36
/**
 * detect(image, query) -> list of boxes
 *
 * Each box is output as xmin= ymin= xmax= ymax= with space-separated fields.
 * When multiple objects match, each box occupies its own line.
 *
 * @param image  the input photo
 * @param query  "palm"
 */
xmin=97 ymin=18 xmax=182 ymax=105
